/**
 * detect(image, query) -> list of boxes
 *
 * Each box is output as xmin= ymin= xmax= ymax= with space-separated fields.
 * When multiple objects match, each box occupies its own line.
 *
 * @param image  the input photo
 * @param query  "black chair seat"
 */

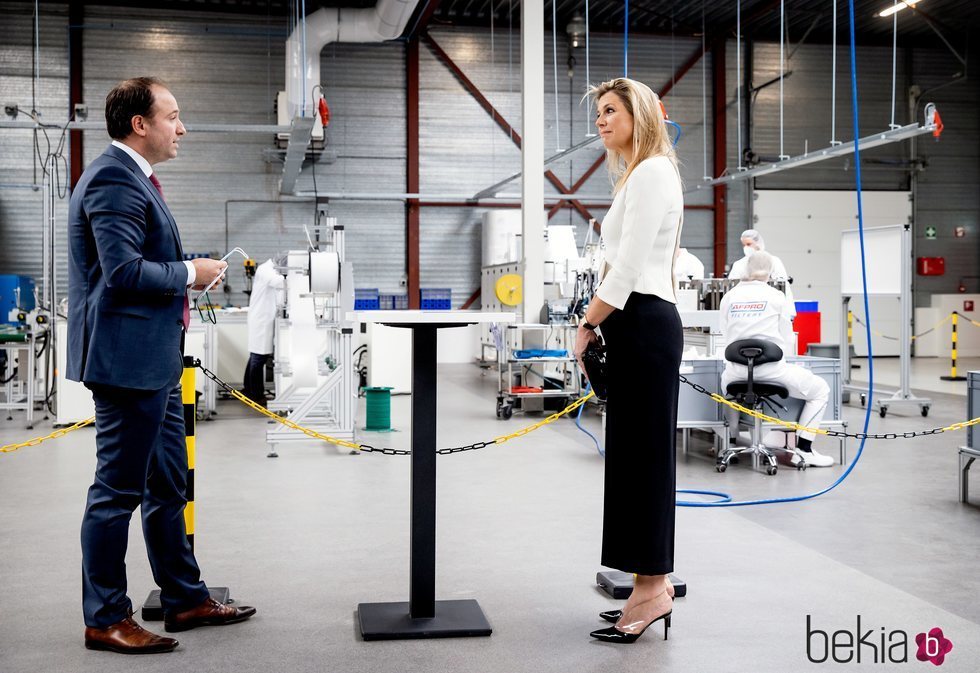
xmin=727 ymin=381 xmax=788 ymax=399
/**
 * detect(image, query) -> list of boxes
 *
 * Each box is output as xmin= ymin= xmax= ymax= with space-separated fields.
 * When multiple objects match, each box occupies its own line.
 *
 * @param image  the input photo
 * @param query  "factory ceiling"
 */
xmin=20 ymin=0 xmax=980 ymax=50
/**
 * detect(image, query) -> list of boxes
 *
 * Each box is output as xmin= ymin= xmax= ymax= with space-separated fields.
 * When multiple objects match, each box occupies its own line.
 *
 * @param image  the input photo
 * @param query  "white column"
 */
xmin=521 ymin=0 xmax=545 ymax=323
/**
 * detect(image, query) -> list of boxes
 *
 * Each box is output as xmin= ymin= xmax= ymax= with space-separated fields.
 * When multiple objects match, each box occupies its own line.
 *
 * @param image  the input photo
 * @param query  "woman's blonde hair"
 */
xmin=586 ymin=77 xmax=678 ymax=193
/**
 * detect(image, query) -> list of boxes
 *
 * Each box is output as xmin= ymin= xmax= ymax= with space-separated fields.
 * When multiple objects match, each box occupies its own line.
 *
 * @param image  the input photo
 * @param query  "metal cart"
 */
xmin=495 ymin=323 xmax=582 ymax=419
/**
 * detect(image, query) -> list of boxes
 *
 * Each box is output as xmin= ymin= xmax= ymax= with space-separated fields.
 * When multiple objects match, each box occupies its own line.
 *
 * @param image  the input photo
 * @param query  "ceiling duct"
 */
xmin=285 ymin=1 xmax=420 ymax=120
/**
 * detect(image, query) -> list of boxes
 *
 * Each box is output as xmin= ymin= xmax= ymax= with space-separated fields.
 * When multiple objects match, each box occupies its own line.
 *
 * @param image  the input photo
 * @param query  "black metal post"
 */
xmin=409 ymin=325 xmax=437 ymax=618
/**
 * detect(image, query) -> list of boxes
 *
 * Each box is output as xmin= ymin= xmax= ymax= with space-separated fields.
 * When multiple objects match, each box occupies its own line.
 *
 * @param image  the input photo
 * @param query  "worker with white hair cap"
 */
xmin=674 ymin=247 xmax=705 ymax=280
xmin=718 ymin=251 xmax=833 ymax=467
xmin=728 ymin=229 xmax=795 ymax=314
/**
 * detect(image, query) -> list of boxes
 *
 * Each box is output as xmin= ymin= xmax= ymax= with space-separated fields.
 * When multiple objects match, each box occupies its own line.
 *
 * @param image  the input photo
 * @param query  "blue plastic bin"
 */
xmin=354 ymin=288 xmax=380 ymax=310
xmin=420 ymin=288 xmax=452 ymax=310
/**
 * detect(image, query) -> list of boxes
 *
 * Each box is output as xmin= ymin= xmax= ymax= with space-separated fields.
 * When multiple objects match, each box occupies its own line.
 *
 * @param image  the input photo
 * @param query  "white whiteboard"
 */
xmin=840 ymin=224 xmax=904 ymax=296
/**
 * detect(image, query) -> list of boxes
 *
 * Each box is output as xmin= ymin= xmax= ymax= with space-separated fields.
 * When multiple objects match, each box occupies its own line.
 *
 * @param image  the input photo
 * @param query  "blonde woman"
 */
xmin=575 ymin=78 xmax=684 ymax=644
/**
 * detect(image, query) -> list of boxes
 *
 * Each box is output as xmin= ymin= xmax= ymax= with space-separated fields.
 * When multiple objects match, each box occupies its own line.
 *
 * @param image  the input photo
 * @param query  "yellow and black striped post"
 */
xmin=940 ymin=312 xmax=967 ymax=381
xmin=182 ymin=356 xmax=197 ymax=548
xmin=847 ymin=311 xmax=853 ymax=348
xmin=142 ymin=356 xmax=228 ymax=620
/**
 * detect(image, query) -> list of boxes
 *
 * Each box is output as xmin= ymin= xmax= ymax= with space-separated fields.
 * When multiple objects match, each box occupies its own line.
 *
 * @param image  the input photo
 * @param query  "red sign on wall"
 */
xmin=965 ymin=301 xmax=975 ymax=312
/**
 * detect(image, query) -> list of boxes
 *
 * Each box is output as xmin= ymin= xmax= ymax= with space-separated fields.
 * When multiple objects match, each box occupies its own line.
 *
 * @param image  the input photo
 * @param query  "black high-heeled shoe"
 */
xmin=590 ymin=610 xmax=672 ymax=643
xmin=599 ymin=609 xmax=621 ymax=624
xmin=599 ymin=580 xmax=675 ymax=623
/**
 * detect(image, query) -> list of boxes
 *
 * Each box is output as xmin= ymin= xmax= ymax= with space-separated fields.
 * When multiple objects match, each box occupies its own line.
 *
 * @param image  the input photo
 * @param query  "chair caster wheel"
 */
xmin=716 ymin=463 xmax=727 ymax=473
xmin=796 ymin=462 xmax=807 ymax=471
xmin=766 ymin=465 xmax=778 ymax=475
xmin=921 ymin=406 xmax=930 ymax=417
xmin=879 ymin=406 xmax=888 ymax=418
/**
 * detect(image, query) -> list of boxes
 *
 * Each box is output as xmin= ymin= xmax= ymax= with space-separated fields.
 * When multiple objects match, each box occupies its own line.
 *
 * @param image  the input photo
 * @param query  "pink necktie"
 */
xmin=149 ymin=172 xmax=164 ymax=200
xmin=150 ymin=173 xmax=190 ymax=331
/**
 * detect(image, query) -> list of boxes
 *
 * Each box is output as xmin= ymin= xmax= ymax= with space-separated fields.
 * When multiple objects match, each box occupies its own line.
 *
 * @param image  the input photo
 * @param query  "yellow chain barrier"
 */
xmin=0 ymin=417 xmax=95 ymax=454
xmin=708 ymin=392 xmax=980 ymax=437
xmin=852 ymin=312 xmax=952 ymax=341
xmin=225 ymin=388 xmax=363 ymax=451
xmin=493 ymin=391 xmax=596 ymax=445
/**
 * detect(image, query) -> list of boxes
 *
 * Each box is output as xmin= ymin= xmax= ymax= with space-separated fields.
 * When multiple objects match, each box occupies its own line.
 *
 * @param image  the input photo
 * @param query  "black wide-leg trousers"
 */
xmin=599 ymin=292 xmax=683 ymax=576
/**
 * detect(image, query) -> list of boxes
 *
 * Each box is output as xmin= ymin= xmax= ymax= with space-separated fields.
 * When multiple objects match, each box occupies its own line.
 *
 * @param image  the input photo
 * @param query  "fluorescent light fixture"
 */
xmin=879 ymin=0 xmax=922 ymax=18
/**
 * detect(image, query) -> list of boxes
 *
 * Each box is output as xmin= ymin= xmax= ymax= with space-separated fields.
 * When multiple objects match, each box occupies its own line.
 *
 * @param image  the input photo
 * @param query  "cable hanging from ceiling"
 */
xmin=552 ymin=0 xmax=562 ymax=151
xmin=701 ymin=0 xmax=709 ymax=180
xmin=585 ymin=0 xmax=593 ymax=136
xmin=623 ymin=0 xmax=629 ymax=77
xmin=831 ymin=0 xmax=841 ymax=145
xmin=736 ymin=0 xmax=745 ymax=170
xmin=490 ymin=0 xmax=496 ymax=182
xmin=889 ymin=0 xmax=900 ymax=129
xmin=779 ymin=0 xmax=789 ymax=160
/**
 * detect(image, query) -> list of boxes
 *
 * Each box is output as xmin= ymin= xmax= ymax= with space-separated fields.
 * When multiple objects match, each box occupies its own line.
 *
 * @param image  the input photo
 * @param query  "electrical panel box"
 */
xmin=0 ymin=275 xmax=36 ymax=325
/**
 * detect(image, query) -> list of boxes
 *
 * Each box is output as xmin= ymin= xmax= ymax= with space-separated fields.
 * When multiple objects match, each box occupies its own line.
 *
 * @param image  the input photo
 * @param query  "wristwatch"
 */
xmin=582 ymin=320 xmax=598 ymax=331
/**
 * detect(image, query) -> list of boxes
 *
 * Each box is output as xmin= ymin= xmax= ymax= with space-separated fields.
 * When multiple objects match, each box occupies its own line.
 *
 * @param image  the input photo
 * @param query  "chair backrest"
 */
xmin=724 ymin=338 xmax=783 ymax=366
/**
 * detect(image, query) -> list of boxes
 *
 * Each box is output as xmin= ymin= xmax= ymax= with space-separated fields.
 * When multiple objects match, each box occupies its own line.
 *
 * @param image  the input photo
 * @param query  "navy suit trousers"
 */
xmin=80 ymin=382 xmax=209 ymax=628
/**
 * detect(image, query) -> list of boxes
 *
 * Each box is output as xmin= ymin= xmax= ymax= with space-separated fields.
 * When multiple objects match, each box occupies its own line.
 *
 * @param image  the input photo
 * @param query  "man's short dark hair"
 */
xmin=104 ymin=77 xmax=167 ymax=140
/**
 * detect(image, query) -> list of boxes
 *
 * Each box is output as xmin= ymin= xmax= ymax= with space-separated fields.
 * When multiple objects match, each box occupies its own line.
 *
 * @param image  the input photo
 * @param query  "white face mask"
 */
xmin=742 ymin=245 xmax=755 ymax=258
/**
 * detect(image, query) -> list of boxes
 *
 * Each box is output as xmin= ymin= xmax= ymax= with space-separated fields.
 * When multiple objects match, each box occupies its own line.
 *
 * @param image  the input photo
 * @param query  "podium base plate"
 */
xmin=357 ymin=599 xmax=492 ymax=641
xmin=596 ymin=571 xmax=687 ymax=599
xmin=141 ymin=586 xmax=231 ymax=621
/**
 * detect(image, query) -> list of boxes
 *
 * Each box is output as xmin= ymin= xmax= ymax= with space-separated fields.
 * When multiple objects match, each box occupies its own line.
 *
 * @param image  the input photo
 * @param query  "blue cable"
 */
xmin=624 ymin=0 xmax=629 ymax=77
xmin=576 ymin=383 xmax=603 ymax=456
xmin=676 ymin=0 xmax=875 ymax=507
xmin=666 ymin=120 xmax=682 ymax=147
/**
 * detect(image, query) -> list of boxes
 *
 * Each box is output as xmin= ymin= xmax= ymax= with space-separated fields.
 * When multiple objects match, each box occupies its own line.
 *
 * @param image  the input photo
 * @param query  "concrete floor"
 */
xmin=1 ymin=362 xmax=979 ymax=672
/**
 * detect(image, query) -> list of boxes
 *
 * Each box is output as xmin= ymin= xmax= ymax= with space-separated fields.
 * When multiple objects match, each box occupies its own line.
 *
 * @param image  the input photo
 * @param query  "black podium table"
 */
xmin=349 ymin=310 xmax=515 ymax=640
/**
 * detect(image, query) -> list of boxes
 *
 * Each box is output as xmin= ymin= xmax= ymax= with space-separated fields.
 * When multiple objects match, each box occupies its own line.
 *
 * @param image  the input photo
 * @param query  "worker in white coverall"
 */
xmin=243 ymin=259 xmax=284 ymax=406
xmin=719 ymin=251 xmax=833 ymax=467
xmin=673 ymin=247 xmax=705 ymax=280
xmin=727 ymin=229 xmax=795 ymax=315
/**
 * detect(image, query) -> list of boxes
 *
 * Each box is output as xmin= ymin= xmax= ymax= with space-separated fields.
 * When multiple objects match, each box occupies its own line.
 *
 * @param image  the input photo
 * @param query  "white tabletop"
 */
xmin=348 ymin=310 xmax=516 ymax=325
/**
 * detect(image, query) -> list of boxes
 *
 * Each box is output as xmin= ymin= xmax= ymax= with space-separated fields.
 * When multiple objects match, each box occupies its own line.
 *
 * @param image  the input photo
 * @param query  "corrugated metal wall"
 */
xmin=0 ymin=2 xmax=70 ymax=307
xmin=909 ymin=48 xmax=980 ymax=305
xmin=1 ymin=4 xmax=976 ymax=311
xmin=421 ymin=27 xmax=714 ymax=304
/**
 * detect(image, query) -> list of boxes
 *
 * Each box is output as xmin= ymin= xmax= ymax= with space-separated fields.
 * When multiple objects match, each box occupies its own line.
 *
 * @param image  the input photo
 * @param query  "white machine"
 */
xmin=267 ymin=213 xmax=357 ymax=456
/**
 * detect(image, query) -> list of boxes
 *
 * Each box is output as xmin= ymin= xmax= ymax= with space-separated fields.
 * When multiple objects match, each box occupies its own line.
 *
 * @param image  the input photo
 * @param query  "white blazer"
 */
xmin=595 ymin=156 xmax=684 ymax=309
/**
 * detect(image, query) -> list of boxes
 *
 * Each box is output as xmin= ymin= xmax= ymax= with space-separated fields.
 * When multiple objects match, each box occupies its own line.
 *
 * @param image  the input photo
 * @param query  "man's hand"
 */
xmin=190 ymin=258 xmax=228 ymax=291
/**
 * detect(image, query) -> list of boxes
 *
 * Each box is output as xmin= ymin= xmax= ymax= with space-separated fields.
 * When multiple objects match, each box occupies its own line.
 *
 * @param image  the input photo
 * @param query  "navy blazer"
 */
xmin=67 ymin=145 xmax=189 ymax=390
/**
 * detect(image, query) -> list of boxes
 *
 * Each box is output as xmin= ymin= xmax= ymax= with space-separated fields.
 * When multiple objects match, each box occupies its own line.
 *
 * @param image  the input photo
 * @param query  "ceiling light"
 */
xmin=879 ymin=0 xmax=922 ymax=18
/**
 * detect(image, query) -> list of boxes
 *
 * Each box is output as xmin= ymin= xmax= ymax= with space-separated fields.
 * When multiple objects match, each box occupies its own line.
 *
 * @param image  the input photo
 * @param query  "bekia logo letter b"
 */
xmin=915 ymin=628 xmax=953 ymax=666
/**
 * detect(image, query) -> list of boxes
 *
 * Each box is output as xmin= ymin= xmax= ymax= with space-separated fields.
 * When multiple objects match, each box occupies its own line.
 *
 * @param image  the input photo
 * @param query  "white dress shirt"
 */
xmin=111 ymin=140 xmax=196 ymax=287
xmin=595 ymin=156 xmax=684 ymax=309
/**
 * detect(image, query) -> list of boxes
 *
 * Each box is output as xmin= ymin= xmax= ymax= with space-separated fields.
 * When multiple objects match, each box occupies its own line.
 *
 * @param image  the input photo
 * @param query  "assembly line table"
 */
xmin=349 ymin=310 xmax=515 ymax=640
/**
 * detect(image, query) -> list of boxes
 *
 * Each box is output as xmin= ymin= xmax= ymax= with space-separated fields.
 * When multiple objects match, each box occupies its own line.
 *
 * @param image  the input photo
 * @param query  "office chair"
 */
xmin=717 ymin=339 xmax=806 ymax=475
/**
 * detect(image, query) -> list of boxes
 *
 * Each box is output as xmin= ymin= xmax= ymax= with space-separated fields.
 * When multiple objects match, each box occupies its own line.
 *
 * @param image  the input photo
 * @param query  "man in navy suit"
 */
xmin=68 ymin=77 xmax=255 ymax=654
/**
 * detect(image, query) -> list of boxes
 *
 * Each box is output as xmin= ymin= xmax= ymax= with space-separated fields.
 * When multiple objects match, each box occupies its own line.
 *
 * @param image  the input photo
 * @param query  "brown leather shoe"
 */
xmin=84 ymin=617 xmax=178 ymax=654
xmin=164 ymin=597 xmax=256 ymax=633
